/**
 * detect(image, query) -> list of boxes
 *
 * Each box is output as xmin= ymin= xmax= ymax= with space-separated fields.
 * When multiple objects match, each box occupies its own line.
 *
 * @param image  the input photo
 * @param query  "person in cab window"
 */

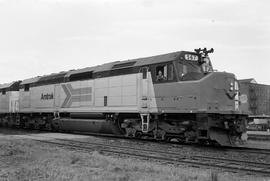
xmin=156 ymin=70 xmax=166 ymax=81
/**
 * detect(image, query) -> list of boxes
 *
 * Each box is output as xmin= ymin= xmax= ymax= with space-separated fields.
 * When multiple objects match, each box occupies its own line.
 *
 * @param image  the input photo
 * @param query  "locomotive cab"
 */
xmin=135 ymin=48 xmax=247 ymax=146
xmin=152 ymin=49 xmax=214 ymax=84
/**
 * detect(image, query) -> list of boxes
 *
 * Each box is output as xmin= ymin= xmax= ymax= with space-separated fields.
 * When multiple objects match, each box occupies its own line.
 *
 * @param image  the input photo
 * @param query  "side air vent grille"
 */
xmin=112 ymin=61 xmax=136 ymax=69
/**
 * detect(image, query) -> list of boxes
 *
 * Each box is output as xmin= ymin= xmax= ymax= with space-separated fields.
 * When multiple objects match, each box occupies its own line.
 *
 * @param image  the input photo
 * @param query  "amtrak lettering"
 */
xmin=41 ymin=93 xmax=54 ymax=100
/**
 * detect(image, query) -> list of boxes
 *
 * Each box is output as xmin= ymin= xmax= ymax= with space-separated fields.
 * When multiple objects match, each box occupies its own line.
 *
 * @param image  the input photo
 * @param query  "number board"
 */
xmin=184 ymin=54 xmax=199 ymax=61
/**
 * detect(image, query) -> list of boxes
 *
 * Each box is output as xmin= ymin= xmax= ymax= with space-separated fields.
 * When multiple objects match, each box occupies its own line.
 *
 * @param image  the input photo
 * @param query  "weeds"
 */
xmin=0 ymin=139 xmax=265 ymax=181
xmin=70 ymin=155 xmax=80 ymax=164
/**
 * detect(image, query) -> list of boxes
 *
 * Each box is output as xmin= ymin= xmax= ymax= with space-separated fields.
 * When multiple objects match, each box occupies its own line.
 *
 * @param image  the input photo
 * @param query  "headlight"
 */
xmin=229 ymin=82 xmax=234 ymax=91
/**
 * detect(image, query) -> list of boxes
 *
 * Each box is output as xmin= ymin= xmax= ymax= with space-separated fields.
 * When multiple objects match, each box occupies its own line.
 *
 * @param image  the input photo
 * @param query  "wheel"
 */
xmin=24 ymin=121 xmax=30 ymax=129
xmin=45 ymin=123 xmax=52 ymax=131
xmin=34 ymin=122 xmax=40 ymax=130
xmin=52 ymin=123 xmax=60 ymax=132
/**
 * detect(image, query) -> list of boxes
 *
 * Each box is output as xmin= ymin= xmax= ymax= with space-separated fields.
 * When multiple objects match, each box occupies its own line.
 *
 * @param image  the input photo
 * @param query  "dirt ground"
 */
xmin=0 ymin=132 xmax=269 ymax=181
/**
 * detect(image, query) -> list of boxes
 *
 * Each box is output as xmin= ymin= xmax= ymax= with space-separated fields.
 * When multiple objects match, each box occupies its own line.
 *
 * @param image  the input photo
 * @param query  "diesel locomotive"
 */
xmin=0 ymin=48 xmax=248 ymax=146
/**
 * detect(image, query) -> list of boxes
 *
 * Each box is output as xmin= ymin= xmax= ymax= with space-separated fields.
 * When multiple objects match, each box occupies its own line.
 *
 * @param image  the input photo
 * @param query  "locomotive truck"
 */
xmin=0 ymin=48 xmax=248 ymax=146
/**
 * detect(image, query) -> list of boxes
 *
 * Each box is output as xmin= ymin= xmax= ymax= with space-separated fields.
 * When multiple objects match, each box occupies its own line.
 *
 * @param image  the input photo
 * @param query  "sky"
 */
xmin=0 ymin=0 xmax=269 ymax=84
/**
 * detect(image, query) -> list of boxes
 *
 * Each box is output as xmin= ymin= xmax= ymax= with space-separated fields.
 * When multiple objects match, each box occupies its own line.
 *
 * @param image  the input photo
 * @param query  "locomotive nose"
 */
xmin=200 ymin=72 xmax=241 ymax=113
xmin=225 ymin=77 xmax=239 ymax=99
xmin=224 ymin=75 xmax=240 ymax=111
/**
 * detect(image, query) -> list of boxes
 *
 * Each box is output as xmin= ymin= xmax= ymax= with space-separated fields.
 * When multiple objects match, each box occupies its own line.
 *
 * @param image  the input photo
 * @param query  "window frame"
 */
xmin=151 ymin=62 xmax=176 ymax=84
xmin=177 ymin=60 xmax=205 ymax=81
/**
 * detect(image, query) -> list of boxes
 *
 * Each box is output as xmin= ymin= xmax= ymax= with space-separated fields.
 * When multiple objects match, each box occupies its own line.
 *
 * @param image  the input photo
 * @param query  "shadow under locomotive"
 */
xmin=0 ymin=127 xmax=47 ymax=136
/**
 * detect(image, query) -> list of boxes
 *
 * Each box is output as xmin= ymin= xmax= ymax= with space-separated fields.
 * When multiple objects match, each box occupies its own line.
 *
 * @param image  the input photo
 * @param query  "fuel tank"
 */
xmin=53 ymin=118 xmax=122 ymax=135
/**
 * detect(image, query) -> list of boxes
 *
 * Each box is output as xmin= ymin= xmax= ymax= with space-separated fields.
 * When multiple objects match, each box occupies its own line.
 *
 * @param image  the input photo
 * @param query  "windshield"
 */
xmin=178 ymin=60 xmax=204 ymax=81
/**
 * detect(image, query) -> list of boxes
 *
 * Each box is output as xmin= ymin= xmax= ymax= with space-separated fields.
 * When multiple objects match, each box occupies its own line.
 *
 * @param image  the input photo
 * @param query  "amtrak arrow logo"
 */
xmin=226 ymin=92 xmax=237 ymax=100
xmin=62 ymin=84 xmax=72 ymax=107
xmin=224 ymin=89 xmax=237 ymax=100
xmin=61 ymin=84 xmax=92 ymax=108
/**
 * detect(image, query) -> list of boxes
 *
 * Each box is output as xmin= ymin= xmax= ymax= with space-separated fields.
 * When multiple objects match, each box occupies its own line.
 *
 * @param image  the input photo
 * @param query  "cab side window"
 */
xmin=156 ymin=65 xmax=167 ymax=82
xmin=154 ymin=63 xmax=175 ymax=83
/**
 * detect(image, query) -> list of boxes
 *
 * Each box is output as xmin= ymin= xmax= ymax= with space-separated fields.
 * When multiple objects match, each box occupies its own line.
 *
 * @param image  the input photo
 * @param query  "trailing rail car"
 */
xmin=0 ymin=48 xmax=248 ymax=146
xmin=0 ymin=81 xmax=20 ymax=126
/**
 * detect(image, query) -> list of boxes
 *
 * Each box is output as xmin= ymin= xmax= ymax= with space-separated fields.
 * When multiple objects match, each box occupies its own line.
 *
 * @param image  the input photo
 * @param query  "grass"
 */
xmin=0 ymin=138 xmax=268 ymax=181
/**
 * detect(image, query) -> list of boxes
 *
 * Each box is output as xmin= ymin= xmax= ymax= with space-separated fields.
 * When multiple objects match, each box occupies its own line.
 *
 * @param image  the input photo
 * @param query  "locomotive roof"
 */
xmin=131 ymin=51 xmax=182 ymax=66
xmin=21 ymin=77 xmax=41 ymax=85
xmin=66 ymin=51 xmax=184 ymax=76
xmin=0 ymin=81 xmax=21 ymax=91
xmin=21 ymin=72 xmax=69 ymax=85
xmin=0 ymin=82 xmax=14 ymax=89
xmin=20 ymin=50 xmax=195 ymax=85
xmin=38 ymin=72 xmax=67 ymax=82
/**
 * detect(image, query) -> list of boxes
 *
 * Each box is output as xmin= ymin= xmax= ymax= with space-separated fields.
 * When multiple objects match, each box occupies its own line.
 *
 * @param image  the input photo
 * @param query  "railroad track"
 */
xmin=70 ymin=130 xmax=270 ymax=156
xmin=248 ymin=134 xmax=270 ymax=141
xmin=33 ymin=137 xmax=270 ymax=176
xmin=2 ymin=127 xmax=270 ymax=175
xmin=3 ymin=127 xmax=270 ymax=155
xmin=224 ymin=146 xmax=270 ymax=156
